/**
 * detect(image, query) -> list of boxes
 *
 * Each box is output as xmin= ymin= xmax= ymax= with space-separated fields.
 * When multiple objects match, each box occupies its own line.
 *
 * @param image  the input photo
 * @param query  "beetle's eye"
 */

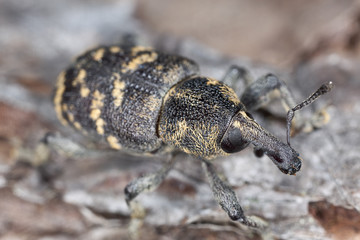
xmin=221 ymin=125 xmax=250 ymax=153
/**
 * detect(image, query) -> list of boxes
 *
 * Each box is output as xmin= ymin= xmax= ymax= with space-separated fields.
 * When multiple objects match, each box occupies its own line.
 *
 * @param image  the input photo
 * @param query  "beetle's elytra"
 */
xmin=54 ymin=46 xmax=198 ymax=153
xmin=53 ymin=44 xmax=332 ymax=227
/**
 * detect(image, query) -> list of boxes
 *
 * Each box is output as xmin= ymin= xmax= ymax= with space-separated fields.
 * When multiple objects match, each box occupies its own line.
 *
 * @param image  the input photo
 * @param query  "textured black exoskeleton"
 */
xmin=53 ymin=44 xmax=333 ymax=228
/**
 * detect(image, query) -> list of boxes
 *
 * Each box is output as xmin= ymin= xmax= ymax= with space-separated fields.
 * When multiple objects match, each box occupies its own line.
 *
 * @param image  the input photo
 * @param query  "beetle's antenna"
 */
xmin=287 ymin=81 xmax=333 ymax=146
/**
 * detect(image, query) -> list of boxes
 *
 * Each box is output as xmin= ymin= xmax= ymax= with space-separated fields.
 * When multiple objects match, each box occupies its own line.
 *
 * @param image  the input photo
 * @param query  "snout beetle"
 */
xmin=53 ymin=44 xmax=332 ymax=227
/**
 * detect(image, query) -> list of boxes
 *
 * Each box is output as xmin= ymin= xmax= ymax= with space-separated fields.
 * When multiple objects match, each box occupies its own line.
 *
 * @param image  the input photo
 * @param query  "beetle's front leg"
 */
xmin=222 ymin=66 xmax=298 ymax=119
xmin=202 ymin=159 xmax=266 ymax=228
xmin=223 ymin=66 xmax=331 ymax=133
xmin=240 ymin=73 xmax=296 ymax=113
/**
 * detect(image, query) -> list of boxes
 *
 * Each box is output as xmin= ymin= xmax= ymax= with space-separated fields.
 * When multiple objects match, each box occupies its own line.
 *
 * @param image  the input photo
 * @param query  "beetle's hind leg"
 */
xmin=42 ymin=132 xmax=100 ymax=158
xmin=124 ymin=154 xmax=177 ymax=239
xmin=202 ymin=159 xmax=266 ymax=228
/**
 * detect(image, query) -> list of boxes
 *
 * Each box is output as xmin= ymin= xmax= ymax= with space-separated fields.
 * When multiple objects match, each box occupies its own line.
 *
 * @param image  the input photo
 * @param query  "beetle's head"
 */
xmin=220 ymin=111 xmax=302 ymax=175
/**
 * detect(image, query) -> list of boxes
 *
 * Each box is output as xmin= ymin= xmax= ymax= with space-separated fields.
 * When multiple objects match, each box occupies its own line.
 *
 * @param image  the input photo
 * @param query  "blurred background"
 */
xmin=1 ymin=0 xmax=360 ymax=239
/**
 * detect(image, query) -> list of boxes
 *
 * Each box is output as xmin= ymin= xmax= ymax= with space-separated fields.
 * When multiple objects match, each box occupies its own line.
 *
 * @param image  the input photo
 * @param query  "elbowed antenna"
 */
xmin=286 ymin=81 xmax=334 ymax=146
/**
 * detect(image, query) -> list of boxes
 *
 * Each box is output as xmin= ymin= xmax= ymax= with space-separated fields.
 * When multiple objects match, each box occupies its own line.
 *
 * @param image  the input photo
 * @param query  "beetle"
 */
xmin=53 ymin=44 xmax=332 ymax=228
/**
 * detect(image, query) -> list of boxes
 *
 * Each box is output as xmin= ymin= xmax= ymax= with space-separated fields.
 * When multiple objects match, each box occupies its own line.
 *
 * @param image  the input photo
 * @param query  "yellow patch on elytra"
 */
xmin=95 ymin=118 xmax=105 ymax=135
xmin=107 ymin=135 xmax=122 ymax=150
xmin=121 ymin=51 xmax=158 ymax=73
xmin=90 ymin=109 xmax=101 ymax=121
xmin=71 ymin=69 xmax=91 ymax=99
xmin=112 ymin=78 xmax=126 ymax=107
xmin=67 ymin=112 xmax=75 ymax=123
xmin=80 ymin=86 xmax=90 ymax=98
xmin=89 ymin=90 xmax=106 ymax=132
xmin=131 ymin=46 xmax=153 ymax=55
xmin=54 ymin=71 xmax=68 ymax=126
xmin=112 ymin=72 xmax=121 ymax=81
xmin=72 ymin=69 xmax=86 ymax=86
xmin=92 ymin=48 xmax=105 ymax=61
xmin=73 ymin=121 xmax=82 ymax=130
xmin=91 ymin=90 xmax=105 ymax=109
xmin=61 ymin=104 xmax=68 ymax=112
xmin=110 ymin=46 xmax=121 ymax=53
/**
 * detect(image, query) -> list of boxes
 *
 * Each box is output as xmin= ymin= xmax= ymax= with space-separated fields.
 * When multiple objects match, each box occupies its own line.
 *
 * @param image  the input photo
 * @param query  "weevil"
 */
xmin=53 ymin=44 xmax=333 ymax=227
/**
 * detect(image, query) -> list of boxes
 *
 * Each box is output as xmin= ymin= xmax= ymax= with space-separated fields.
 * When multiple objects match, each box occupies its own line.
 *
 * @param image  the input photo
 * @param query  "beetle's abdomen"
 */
xmin=54 ymin=46 xmax=199 ymax=153
xmin=158 ymin=76 xmax=245 ymax=159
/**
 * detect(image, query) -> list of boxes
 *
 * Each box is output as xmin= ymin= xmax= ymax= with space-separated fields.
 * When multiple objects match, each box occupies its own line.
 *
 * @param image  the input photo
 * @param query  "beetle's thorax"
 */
xmin=158 ymin=76 xmax=244 ymax=159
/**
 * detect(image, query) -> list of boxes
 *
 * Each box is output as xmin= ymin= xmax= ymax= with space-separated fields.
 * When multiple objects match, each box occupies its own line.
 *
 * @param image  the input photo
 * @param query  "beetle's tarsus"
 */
xmin=239 ymin=216 xmax=268 ymax=229
xmin=202 ymin=160 xmax=247 ymax=226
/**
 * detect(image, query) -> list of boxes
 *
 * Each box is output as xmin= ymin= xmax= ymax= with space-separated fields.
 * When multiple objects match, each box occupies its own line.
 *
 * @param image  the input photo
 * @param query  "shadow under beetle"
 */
xmin=53 ymin=44 xmax=333 ymax=228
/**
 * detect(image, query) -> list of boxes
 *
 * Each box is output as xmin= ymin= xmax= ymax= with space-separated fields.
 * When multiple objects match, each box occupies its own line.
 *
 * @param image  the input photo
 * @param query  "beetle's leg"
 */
xmin=224 ymin=67 xmax=303 ymax=130
xmin=222 ymin=65 xmax=254 ymax=90
xmin=240 ymin=73 xmax=297 ymax=113
xmin=239 ymin=72 xmax=333 ymax=134
xmin=223 ymin=66 xmax=331 ymax=133
xmin=119 ymin=33 xmax=138 ymax=48
xmin=202 ymin=160 xmax=266 ymax=228
xmin=124 ymin=154 xmax=176 ymax=204
xmin=222 ymin=66 xmax=297 ymax=114
xmin=42 ymin=132 xmax=103 ymax=158
xmin=125 ymin=154 xmax=177 ymax=239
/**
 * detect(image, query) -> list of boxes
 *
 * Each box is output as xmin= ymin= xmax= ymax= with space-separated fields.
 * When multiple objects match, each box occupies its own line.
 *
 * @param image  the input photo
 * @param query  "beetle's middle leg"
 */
xmin=124 ymin=154 xmax=176 ymax=204
xmin=124 ymin=154 xmax=177 ymax=238
xmin=202 ymin=159 xmax=266 ymax=228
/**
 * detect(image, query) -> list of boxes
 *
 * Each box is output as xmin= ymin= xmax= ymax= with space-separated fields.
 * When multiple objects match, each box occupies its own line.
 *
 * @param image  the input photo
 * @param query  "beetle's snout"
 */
xmin=283 ymin=156 xmax=302 ymax=175
xmin=267 ymin=150 xmax=302 ymax=175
